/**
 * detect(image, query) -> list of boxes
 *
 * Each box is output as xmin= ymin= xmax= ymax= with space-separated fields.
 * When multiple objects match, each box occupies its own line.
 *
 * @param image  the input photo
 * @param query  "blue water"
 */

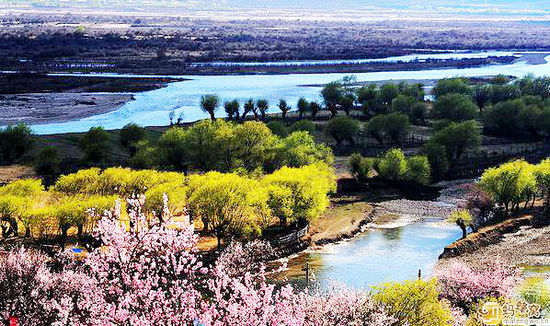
xmin=15 ymin=51 xmax=550 ymax=134
xmin=286 ymin=221 xmax=462 ymax=289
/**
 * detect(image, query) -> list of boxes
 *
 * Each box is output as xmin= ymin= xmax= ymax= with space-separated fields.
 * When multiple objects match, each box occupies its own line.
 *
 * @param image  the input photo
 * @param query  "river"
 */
xmin=280 ymin=221 xmax=462 ymax=289
xmin=24 ymin=51 xmax=550 ymax=135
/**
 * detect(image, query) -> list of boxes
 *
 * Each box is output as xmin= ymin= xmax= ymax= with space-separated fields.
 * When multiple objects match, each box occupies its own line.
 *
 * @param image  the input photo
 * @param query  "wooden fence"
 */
xmin=271 ymin=223 xmax=309 ymax=247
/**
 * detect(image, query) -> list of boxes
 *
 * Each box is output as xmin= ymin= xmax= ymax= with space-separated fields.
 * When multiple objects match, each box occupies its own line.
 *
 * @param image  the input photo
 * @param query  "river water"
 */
xmin=280 ymin=221 xmax=461 ymax=289
xmin=25 ymin=51 xmax=550 ymax=135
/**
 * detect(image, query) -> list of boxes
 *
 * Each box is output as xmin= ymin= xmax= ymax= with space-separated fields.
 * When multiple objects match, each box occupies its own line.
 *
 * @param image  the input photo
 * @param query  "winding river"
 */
xmin=26 ymin=51 xmax=550 ymax=135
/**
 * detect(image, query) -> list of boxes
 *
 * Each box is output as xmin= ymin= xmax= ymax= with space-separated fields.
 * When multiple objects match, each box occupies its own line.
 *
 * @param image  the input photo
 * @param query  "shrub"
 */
xmin=267 ymin=121 xmax=289 ymax=137
xmin=0 ymin=123 xmax=33 ymax=165
xmin=291 ymin=120 xmax=316 ymax=134
xmin=411 ymin=102 xmax=427 ymax=124
xmin=377 ymin=149 xmax=408 ymax=181
xmin=406 ymin=155 xmax=431 ymax=185
xmin=391 ymin=95 xmax=416 ymax=116
xmin=366 ymin=114 xmax=387 ymax=144
xmin=349 ymin=153 xmax=375 ymax=181
xmin=372 ymin=279 xmax=452 ymax=326
xmin=324 ymin=116 xmax=360 ymax=145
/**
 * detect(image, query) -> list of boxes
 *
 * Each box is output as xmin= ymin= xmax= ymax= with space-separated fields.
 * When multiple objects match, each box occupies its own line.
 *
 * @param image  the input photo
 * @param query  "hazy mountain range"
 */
xmin=2 ymin=0 xmax=549 ymax=17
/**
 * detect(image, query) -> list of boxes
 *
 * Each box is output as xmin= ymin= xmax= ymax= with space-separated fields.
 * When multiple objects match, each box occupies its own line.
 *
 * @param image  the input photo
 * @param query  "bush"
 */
xmin=291 ymin=120 xmax=316 ymax=134
xmin=349 ymin=153 xmax=375 ymax=180
xmin=406 ymin=155 xmax=431 ymax=185
xmin=372 ymin=279 xmax=452 ymax=326
xmin=391 ymin=95 xmax=416 ymax=116
xmin=267 ymin=121 xmax=289 ymax=137
xmin=0 ymin=123 xmax=34 ymax=165
xmin=377 ymin=149 xmax=408 ymax=181
xmin=78 ymin=126 xmax=110 ymax=165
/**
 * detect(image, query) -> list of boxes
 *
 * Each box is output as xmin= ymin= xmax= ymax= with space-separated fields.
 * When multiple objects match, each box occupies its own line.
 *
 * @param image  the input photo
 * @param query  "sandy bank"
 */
xmin=0 ymin=93 xmax=134 ymax=125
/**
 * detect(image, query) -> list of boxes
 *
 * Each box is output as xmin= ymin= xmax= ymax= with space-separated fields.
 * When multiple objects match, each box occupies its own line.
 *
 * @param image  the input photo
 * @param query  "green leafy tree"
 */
xmin=224 ymin=99 xmax=240 ymax=120
xmin=430 ymin=120 xmax=482 ymax=159
xmin=433 ymin=93 xmax=479 ymax=122
xmin=479 ymin=160 xmax=537 ymax=216
xmin=379 ymin=83 xmax=399 ymax=108
xmin=297 ymin=97 xmax=309 ymax=119
xmin=422 ymin=141 xmax=449 ymax=180
xmin=366 ymin=115 xmax=387 ymax=144
xmin=309 ymin=101 xmax=321 ymax=119
xmin=256 ymin=99 xmax=269 ymax=120
xmin=406 ymin=155 xmax=431 ymax=185
xmin=448 ymin=209 xmax=473 ymax=238
xmin=277 ymin=99 xmax=291 ymax=119
xmin=157 ymin=127 xmax=187 ymax=171
xmin=321 ymin=81 xmax=343 ymax=117
xmin=433 ymin=77 xmax=471 ymax=98
xmin=0 ymin=123 xmax=34 ymax=165
xmin=78 ymin=127 xmax=110 ymax=165
xmin=385 ymin=113 xmax=411 ymax=144
xmin=324 ymin=116 xmax=360 ymax=146
xmin=119 ymin=123 xmax=146 ymax=155
xmin=534 ymin=158 xmax=550 ymax=212
xmin=411 ymin=102 xmax=428 ymax=124
xmin=392 ymin=95 xmax=417 ymax=116
xmin=200 ymin=94 xmax=220 ymax=121
xmin=34 ymin=146 xmax=61 ymax=178
xmin=243 ymin=98 xmax=255 ymax=120
xmin=377 ymin=149 xmax=408 ymax=181
xmin=483 ymin=99 xmax=525 ymax=135
xmin=273 ymin=131 xmax=334 ymax=169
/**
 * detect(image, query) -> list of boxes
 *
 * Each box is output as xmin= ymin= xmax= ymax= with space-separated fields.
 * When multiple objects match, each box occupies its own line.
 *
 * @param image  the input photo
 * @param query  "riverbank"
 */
xmin=438 ymin=216 xmax=550 ymax=270
xmin=0 ymin=74 xmax=180 ymax=125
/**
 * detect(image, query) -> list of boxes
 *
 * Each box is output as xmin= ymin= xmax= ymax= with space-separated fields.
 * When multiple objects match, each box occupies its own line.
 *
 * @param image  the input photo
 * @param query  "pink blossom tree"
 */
xmin=435 ymin=260 xmax=519 ymax=312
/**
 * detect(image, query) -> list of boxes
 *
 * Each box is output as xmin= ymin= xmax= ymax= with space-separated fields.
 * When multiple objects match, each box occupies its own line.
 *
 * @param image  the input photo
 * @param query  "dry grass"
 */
xmin=0 ymin=165 xmax=36 ymax=184
xmin=309 ymin=196 xmax=373 ymax=243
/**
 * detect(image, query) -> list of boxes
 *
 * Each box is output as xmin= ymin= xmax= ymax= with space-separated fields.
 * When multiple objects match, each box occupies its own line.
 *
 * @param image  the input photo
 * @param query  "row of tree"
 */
xmin=0 ymin=164 xmax=336 ymax=248
xmin=349 ymin=149 xmax=431 ymax=185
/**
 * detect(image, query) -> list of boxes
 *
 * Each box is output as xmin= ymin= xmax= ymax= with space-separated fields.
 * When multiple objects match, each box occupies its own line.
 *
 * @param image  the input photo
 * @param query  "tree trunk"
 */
xmin=25 ymin=226 xmax=31 ymax=238
xmin=210 ymin=112 xmax=216 ymax=121
xmin=457 ymin=220 xmax=467 ymax=238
